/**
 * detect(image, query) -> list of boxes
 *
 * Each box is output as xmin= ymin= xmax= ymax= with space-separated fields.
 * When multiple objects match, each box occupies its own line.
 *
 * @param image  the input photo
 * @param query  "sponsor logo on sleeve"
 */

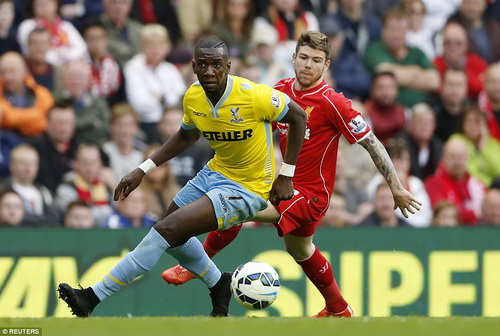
xmin=348 ymin=115 xmax=367 ymax=134
xmin=271 ymin=91 xmax=281 ymax=109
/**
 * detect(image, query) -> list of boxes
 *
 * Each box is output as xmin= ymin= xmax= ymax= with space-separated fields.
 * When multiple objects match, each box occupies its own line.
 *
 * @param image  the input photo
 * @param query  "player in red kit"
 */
xmin=162 ymin=31 xmax=422 ymax=317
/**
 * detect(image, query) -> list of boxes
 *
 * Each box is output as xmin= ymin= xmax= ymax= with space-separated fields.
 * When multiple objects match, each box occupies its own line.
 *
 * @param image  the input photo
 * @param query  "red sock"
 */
xmin=203 ymin=224 xmax=242 ymax=258
xmin=297 ymin=246 xmax=348 ymax=313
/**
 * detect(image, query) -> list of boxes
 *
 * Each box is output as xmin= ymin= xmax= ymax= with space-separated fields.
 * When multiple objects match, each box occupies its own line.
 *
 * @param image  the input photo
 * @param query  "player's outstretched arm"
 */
xmin=114 ymin=128 xmax=201 ymax=201
xmin=358 ymin=133 xmax=422 ymax=218
xmin=269 ymin=100 xmax=307 ymax=205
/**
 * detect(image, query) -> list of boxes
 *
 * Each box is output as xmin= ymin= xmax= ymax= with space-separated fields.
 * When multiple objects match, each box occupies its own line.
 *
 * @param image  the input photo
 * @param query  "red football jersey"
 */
xmin=274 ymin=78 xmax=372 ymax=216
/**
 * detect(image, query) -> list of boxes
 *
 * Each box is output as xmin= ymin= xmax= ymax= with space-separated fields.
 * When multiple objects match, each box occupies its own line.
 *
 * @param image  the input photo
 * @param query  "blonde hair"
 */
xmin=140 ymin=24 xmax=170 ymax=44
xmin=411 ymin=102 xmax=433 ymax=118
xmin=10 ymin=143 xmax=38 ymax=162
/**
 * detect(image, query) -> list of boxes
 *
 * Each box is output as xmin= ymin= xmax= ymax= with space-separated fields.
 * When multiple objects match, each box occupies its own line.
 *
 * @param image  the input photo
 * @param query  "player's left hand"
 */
xmin=393 ymin=188 xmax=422 ymax=218
xmin=269 ymin=175 xmax=294 ymax=205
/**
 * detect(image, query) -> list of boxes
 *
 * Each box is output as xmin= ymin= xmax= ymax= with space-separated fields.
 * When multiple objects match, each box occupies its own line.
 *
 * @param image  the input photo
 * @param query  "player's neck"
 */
xmin=294 ymin=77 xmax=323 ymax=91
xmin=206 ymin=77 xmax=228 ymax=105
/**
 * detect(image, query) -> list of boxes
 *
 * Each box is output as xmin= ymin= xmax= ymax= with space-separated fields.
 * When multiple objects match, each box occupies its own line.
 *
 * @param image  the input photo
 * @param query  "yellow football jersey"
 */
xmin=182 ymin=75 xmax=290 ymax=199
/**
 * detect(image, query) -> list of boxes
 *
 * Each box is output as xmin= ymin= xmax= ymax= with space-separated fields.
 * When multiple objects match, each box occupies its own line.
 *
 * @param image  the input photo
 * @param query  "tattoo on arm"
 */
xmin=359 ymin=134 xmax=403 ymax=192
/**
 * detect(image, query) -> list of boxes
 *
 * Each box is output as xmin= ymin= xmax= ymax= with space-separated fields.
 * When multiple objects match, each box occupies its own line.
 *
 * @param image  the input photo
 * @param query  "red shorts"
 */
xmin=272 ymin=191 xmax=324 ymax=237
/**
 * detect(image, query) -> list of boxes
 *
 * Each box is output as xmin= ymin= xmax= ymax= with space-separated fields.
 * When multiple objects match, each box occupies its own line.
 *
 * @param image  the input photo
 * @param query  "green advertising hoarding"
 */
xmin=0 ymin=227 xmax=499 ymax=318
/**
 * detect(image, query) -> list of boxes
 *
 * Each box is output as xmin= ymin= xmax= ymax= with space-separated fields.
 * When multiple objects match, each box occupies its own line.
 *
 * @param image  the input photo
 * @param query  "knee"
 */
xmin=154 ymin=215 xmax=188 ymax=247
xmin=285 ymin=241 xmax=315 ymax=261
xmin=285 ymin=245 xmax=310 ymax=261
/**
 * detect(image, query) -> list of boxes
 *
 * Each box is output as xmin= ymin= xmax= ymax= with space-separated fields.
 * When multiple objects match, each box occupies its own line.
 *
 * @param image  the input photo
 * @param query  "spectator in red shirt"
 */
xmin=478 ymin=63 xmax=500 ymax=141
xmin=365 ymin=71 xmax=409 ymax=145
xmin=424 ymin=137 xmax=486 ymax=226
xmin=434 ymin=22 xmax=488 ymax=100
xmin=447 ymin=0 xmax=500 ymax=63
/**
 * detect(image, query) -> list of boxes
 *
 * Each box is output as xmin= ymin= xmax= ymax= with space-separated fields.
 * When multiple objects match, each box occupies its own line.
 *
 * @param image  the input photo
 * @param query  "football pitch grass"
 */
xmin=1 ymin=317 xmax=499 ymax=336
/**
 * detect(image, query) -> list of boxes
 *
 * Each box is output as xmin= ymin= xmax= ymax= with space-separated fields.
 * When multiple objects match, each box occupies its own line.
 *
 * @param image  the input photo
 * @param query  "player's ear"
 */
xmin=292 ymin=53 xmax=297 ymax=64
xmin=324 ymin=59 xmax=331 ymax=72
xmin=226 ymin=60 xmax=231 ymax=74
xmin=191 ymin=59 xmax=197 ymax=74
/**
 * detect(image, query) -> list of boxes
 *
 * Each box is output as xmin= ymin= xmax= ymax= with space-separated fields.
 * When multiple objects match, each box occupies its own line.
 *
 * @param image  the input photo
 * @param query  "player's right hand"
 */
xmin=113 ymin=168 xmax=145 ymax=201
xmin=269 ymin=175 xmax=294 ymax=205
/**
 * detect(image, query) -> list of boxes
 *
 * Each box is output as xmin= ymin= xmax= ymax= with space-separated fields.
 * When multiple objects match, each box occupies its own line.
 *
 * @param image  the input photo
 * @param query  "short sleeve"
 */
xmin=252 ymin=84 xmax=291 ymax=122
xmin=181 ymin=94 xmax=197 ymax=130
xmin=325 ymin=91 xmax=371 ymax=144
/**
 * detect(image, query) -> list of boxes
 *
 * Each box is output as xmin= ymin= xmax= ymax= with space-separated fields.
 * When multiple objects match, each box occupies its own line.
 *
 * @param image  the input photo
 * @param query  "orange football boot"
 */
xmin=161 ymin=265 xmax=197 ymax=285
xmin=313 ymin=304 xmax=354 ymax=317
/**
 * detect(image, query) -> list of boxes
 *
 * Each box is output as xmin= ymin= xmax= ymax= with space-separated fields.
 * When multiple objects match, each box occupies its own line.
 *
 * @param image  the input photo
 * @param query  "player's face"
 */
xmin=192 ymin=47 xmax=230 ymax=97
xmin=292 ymin=45 xmax=330 ymax=90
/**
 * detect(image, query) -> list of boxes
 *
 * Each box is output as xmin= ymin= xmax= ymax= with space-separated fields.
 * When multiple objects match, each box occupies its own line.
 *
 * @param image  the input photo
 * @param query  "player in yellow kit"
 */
xmin=57 ymin=36 xmax=307 ymax=317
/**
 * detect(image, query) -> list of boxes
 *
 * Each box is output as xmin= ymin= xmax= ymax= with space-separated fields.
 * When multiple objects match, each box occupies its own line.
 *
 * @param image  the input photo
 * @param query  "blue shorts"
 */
xmin=173 ymin=165 xmax=268 ymax=230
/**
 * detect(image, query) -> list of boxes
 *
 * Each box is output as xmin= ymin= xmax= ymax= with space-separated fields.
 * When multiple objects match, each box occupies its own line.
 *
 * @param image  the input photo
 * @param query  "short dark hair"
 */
xmin=64 ymin=200 xmax=91 ymax=222
xmin=82 ymin=18 xmax=107 ymax=36
xmin=386 ymin=138 xmax=409 ymax=160
xmin=382 ymin=7 xmax=407 ymax=26
xmin=372 ymin=71 xmax=397 ymax=82
xmin=48 ymin=100 xmax=75 ymax=120
xmin=51 ymin=99 xmax=74 ymax=111
xmin=66 ymin=200 xmax=90 ymax=211
xmin=195 ymin=36 xmax=228 ymax=56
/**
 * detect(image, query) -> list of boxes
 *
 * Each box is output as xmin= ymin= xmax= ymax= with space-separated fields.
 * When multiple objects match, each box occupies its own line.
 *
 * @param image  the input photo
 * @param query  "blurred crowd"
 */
xmin=0 ymin=0 xmax=499 ymax=229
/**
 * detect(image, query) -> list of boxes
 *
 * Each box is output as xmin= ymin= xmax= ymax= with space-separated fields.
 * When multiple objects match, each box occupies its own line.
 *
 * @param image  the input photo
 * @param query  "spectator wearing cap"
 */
xmin=248 ymin=24 xmax=294 ymax=87
xmin=321 ymin=17 xmax=372 ymax=100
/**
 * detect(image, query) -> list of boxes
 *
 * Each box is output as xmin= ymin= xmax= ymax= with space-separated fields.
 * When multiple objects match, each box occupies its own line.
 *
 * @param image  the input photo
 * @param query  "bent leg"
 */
xmin=251 ymin=201 xmax=280 ymax=223
xmin=204 ymin=224 xmax=243 ymax=258
xmin=155 ymin=195 xmax=218 ymax=246
xmin=156 ymin=196 xmax=224 ymax=287
xmin=201 ymin=201 xmax=279 ymax=258
xmin=92 ymin=196 xmax=220 ymax=300
xmin=283 ymin=234 xmax=314 ymax=260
